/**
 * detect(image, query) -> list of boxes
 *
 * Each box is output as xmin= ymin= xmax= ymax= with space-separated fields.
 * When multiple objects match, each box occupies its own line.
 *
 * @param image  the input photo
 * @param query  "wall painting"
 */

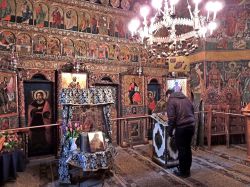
xmin=0 ymin=71 xmax=18 ymax=117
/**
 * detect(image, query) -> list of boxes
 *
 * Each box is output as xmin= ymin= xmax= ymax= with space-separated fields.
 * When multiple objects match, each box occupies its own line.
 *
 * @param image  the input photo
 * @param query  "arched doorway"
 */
xmin=24 ymin=73 xmax=55 ymax=157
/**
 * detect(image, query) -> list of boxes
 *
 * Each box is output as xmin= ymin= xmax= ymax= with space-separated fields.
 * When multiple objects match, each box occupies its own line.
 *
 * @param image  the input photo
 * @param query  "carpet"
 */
xmin=3 ymin=144 xmax=250 ymax=187
xmin=2 ymin=147 xmax=187 ymax=187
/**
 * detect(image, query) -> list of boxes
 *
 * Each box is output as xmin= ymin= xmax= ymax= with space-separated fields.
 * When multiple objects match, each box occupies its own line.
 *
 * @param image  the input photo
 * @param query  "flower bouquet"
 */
xmin=65 ymin=122 xmax=80 ymax=139
xmin=65 ymin=122 xmax=80 ymax=151
xmin=0 ymin=131 xmax=23 ymax=153
xmin=0 ymin=133 xmax=5 ymax=151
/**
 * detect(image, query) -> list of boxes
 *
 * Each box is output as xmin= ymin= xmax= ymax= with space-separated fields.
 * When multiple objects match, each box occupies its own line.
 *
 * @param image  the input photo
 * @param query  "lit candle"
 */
xmin=193 ymin=0 xmax=201 ymax=12
xmin=205 ymin=2 xmax=213 ymax=20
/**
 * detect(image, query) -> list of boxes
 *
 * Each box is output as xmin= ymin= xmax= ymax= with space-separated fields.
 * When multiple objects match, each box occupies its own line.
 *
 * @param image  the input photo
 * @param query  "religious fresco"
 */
xmin=78 ymin=12 xmax=91 ymax=33
xmin=0 ymin=0 xmax=15 ymax=22
xmin=61 ymin=72 xmax=87 ymax=89
xmin=130 ymin=47 xmax=139 ymax=62
xmin=147 ymin=79 xmax=161 ymax=114
xmin=128 ymin=119 xmax=145 ymax=144
xmin=0 ymin=117 xmax=9 ymax=130
xmin=0 ymin=29 xmax=149 ymax=65
xmin=119 ymin=46 xmax=130 ymax=61
xmin=0 ymin=116 xmax=18 ymax=130
xmin=121 ymin=0 xmax=131 ymax=10
xmin=16 ymin=33 xmax=32 ymax=54
xmin=47 ymin=37 xmax=61 ymax=55
xmin=1 ymin=0 xmax=136 ymax=36
xmin=34 ymin=3 xmax=48 ymax=28
xmin=190 ymin=62 xmax=205 ymax=94
xmin=115 ymin=18 xmax=126 ymax=38
xmin=206 ymin=62 xmax=223 ymax=89
xmin=132 ymin=2 xmax=141 ymax=14
xmin=107 ymin=17 xmax=115 ymax=37
xmin=90 ymin=14 xmax=99 ymax=34
xmin=23 ymin=80 xmax=54 ymax=156
xmin=16 ymin=0 xmax=33 ymax=24
xmin=109 ymin=44 xmax=120 ymax=60
xmin=18 ymin=70 xmax=55 ymax=123
xmin=98 ymin=43 xmax=109 ymax=59
xmin=140 ymin=48 xmax=148 ymax=64
xmin=240 ymin=62 xmax=250 ymax=106
xmin=98 ymin=14 xmax=108 ymax=35
xmin=9 ymin=115 xmax=19 ymax=128
xmin=168 ymin=56 xmax=190 ymax=72
xmin=75 ymin=40 xmax=87 ymax=57
xmin=88 ymin=42 xmax=98 ymax=58
xmin=1 ymin=0 xmax=143 ymax=41
xmin=1 ymin=0 xmax=247 ymax=54
xmin=122 ymin=75 xmax=144 ymax=106
xmin=0 ymin=31 xmax=15 ymax=51
xmin=110 ymin=0 xmax=120 ymax=8
xmin=33 ymin=35 xmax=47 ymax=55
xmin=50 ymin=6 xmax=64 ymax=29
xmin=62 ymin=38 xmax=75 ymax=57
xmin=99 ymin=0 xmax=109 ymax=6
xmin=209 ymin=2 xmax=250 ymax=50
xmin=203 ymin=60 xmax=250 ymax=107
xmin=88 ymin=73 xmax=119 ymax=86
xmin=64 ymin=9 xmax=77 ymax=31
xmin=0 ymin=0 xmax=153 ymax=149
xmin=0 ymin=71 xmax=18 ymax=117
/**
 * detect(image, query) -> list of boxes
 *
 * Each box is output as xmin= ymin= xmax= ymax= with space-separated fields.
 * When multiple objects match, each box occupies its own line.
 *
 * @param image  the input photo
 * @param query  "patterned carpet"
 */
xmin=2 ymin=144 xmax=250 ymax=187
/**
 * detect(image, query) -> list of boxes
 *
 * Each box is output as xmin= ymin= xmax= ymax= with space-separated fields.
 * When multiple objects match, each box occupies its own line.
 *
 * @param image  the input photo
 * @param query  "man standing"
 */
xmin=166 ymin=89 xmax=195 ymax=178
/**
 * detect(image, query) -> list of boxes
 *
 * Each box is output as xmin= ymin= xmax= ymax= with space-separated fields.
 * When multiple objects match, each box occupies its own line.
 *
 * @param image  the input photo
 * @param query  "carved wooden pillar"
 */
xmin=242 ymin=103 xmax=250 ymax=160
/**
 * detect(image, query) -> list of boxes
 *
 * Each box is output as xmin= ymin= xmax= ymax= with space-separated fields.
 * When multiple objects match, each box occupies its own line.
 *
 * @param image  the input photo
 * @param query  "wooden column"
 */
xmin=242 ymin=103 xmax=250 ymax=160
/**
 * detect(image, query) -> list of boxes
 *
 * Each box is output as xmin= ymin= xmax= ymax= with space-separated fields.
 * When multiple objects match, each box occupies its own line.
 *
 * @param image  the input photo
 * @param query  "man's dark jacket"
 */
xmin=167 ymin=92 xmax=195 ymax=128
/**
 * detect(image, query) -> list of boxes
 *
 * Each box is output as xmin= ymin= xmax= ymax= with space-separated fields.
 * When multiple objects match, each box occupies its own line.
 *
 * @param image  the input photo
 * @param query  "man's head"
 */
xmin=166 ymin=89 xmax=174 ymax=100
xmin=72 ymin=77 xmax=77 ymax=82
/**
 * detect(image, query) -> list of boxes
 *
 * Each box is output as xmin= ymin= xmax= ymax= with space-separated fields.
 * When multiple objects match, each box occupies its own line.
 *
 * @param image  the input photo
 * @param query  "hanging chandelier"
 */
xmin=128 ymin=0 xmax=223 ymax=57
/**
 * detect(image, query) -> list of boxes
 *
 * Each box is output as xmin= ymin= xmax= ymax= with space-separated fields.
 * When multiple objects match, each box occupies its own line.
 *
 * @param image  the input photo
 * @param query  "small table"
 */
xmin=0 ymin=150 xmax=26 ymax=184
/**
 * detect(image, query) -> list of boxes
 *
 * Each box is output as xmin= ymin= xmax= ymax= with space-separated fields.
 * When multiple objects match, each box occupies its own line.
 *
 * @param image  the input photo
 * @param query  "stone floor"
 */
xmin=2 ymin=144 xmax=250 ymax=187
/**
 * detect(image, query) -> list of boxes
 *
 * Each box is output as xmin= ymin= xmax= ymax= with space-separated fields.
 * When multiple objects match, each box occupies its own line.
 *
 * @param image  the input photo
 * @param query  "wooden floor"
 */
xmin=2 ymin=144 xmax=250 ymax=187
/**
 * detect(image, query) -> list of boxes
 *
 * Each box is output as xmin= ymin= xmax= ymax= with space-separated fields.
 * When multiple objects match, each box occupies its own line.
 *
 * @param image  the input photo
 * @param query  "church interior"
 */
xmin=0 ymin=0 xmax=250 ymax=186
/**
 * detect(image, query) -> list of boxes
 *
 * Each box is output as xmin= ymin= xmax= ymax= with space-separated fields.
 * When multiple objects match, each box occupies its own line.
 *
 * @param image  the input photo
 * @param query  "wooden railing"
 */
xmin=0 ymin=109 xmax=248 ymax=158
xmin=0 ymin=123 xmax=62 ymax=157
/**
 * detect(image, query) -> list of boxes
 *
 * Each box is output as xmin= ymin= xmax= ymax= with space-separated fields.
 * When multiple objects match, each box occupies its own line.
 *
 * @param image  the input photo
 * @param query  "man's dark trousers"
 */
xmin=175 ymin=124 xmax=195 ymax=175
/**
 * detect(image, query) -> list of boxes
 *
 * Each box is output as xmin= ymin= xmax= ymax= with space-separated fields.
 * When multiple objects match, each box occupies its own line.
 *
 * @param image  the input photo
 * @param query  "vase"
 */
xmin=70 ymin=138 xmax=77 ymax=151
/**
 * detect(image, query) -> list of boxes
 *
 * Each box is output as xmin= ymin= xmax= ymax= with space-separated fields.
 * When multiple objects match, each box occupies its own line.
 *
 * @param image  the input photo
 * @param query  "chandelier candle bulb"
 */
xmin=128 ymin=0 xmax=223 ymax=56
xmin=152 ymin=0 xmax=163 ymax=10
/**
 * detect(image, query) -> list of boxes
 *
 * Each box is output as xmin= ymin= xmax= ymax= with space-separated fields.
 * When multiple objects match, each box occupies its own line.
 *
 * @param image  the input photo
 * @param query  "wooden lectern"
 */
xmin=151 ymin=98 xmax=179 ymax=168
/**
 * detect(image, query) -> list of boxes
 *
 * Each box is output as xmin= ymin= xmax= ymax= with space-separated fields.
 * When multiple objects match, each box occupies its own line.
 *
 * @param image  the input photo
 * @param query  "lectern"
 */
xmin=151 ymin=99 xmax=179 ymax=168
